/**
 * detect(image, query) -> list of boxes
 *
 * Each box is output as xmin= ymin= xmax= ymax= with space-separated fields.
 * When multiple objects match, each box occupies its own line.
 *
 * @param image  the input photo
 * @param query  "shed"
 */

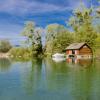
xmin=66 ymin=43 xmax=93 ymax=58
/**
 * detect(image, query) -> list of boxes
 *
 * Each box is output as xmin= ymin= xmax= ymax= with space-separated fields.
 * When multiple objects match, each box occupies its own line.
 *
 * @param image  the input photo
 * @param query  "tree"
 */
xmin=95 ymin=7 xmax=100 ymax=33
xmin=32 ymin=28 xmax=43 ymax=57
xmin=52 ymin=31 xmax=73 ymax=53
xmin=21 ymin=21 xmax=42 ymax=57
xmin=45 ymin=24 xmax=73 ymax=55
xmin=46 ymin=24 xmax=66 ymax=42
xmin=69 ymin=3 xmax=97 ymax=51
xmin=0 ymin=40 xmax=12 ymax=53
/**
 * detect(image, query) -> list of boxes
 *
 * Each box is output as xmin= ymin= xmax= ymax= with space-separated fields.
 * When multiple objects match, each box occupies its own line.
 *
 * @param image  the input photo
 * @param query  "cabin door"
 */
xmin=72 ymin=50 xmax=75 ymax=54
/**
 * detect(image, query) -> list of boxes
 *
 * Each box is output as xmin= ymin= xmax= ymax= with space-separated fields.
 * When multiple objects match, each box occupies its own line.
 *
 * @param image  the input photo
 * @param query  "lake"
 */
xmin=0 ymin=58 xmax=100 ymax=100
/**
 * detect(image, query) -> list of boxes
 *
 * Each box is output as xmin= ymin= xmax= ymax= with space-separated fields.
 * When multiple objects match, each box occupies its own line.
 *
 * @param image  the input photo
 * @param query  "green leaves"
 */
xmin=69 ymin=5 xmax=98 ymax=50
xmin=21 ymin=21 xmax=43 ymax=57
xmin=45 ymin=24 xmax=73 ymax=55
xmin=0 ymin=40 xmax=12 ymax=53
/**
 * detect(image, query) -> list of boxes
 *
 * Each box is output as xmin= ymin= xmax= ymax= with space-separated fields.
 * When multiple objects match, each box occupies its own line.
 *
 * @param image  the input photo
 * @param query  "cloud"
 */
xmin=0 ymin=0 xmax=98 ymax=45
xmin=0 ymin=0 xmax=72 ymax=16
xmin=0 ymin=0 xmax=86 ymax=16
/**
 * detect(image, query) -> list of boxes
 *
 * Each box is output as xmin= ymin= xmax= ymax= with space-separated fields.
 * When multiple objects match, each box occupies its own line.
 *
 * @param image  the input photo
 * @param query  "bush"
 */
xmin=9 ymin=47 xmax=31 ymax=59
xmin=0 ymin=40 xmax=12 ymax=53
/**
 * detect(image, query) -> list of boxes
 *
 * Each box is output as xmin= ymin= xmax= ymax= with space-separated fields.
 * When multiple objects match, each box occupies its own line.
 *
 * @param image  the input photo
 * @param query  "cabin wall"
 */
xmin=66 ymin=50 xmax=69 ymax=55
xmin=66 ymin=45 xmax=92 ymax=56
xmin=66 ymin=50 xmax=79 ymax=55
xmin=66 ymin=50 xmax=72 ymax=55
xmin=79 ymin=47 xmax=92 ymax=55
xmin=75 ymin=50 xmax=79 ymax=55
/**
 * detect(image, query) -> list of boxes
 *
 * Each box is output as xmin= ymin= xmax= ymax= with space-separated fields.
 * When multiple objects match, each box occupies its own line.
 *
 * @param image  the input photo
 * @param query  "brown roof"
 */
xmin=66 ymin=43 xmax=86 ymax=50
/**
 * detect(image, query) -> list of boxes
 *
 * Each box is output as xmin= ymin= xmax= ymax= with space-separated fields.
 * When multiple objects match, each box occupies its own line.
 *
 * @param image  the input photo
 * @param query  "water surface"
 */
xmin=0 ymin=58 xmax=100 ymax=100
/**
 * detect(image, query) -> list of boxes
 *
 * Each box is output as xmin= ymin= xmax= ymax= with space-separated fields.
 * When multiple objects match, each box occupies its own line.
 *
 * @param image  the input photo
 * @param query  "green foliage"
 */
xmin=52 ymin=32 xmax=73 ymax=53
xmin=19 ymin=4 xmax=100 ymax=58
xmin=32 ymin=28 xmax=43 ymax=57
xmin=95 ymin=34 xmax=100 ymax=49
xmin=95 ymin=34 xmax=100 ymax=57
xmin=21 ymin=21 xmax=43 ymax=57
xmin=45 ymin=24 xmax=73 ymax=55
xmin=9 ymin=47 xmax=31 ymax=60
xmin=96 ymin=7 xmax=100 ymax=18
xmin=21 ymin=21 xmax=35 ymax=47
xmin=69 ymin=5 xmax=98 ymax=50
xmin=46 ymin=24 xmax=66 ymax=42
xmin=0 ymin=40 xmax=12 ymax=53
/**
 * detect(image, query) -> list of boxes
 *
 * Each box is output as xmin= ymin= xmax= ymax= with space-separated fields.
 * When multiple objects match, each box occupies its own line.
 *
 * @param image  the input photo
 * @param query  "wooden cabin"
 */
xmin=66 ymin=43 xmax=93 ymax=58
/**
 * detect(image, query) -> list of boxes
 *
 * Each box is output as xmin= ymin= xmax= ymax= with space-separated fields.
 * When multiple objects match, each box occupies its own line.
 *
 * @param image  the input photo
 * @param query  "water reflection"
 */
xmin=21 ymin=58 xmax=95 ymax=95
xmin=45 ymin=59 xmax=68 ymax=91
xmin=67 ymin=58 xmax=93 ymax=68
xmin=21 ymin=59 xmax=42 ymax=94
xmin=1 ymin=58 xmax=100 ymax=100
xmin=21 ymin=58 xmax=69 ymax=94
xmin=44 ymin=58 xmax=69 ymax=91
xmin=0 ymin=58 xmax=11 ymax=72
xmin=70 ymin=64 xmax=93 ymax=100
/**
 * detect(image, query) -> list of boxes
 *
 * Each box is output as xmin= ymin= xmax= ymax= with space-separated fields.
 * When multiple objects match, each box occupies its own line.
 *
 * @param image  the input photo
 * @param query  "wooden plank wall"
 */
xmin=79 ymin=47 xmax=92 ymax=55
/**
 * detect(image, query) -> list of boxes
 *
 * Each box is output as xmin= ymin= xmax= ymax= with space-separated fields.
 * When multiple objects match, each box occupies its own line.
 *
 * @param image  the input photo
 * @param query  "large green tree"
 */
xmin=45 ymin=24 xmax=73 ymax=55
xmin=69 ymin=3 xmax=98 ymax=50
xmin=21 ymin=21 xmax=42 ymax=57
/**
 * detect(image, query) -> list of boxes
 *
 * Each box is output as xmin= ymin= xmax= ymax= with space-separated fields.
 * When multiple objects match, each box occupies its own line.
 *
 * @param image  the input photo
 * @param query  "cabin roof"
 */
xmin=66 ymin=42 xmax=87 ymax=50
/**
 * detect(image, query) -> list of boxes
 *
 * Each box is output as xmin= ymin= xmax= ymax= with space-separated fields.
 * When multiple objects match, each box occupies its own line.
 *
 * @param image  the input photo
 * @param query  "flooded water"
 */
xmin=0 ymin=58 xmax=100 ymax=100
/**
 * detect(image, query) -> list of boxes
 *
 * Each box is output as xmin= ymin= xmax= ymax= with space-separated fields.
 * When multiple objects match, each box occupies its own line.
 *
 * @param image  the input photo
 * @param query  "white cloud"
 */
xmin=0 ymin=0 xmax=74 ymax=16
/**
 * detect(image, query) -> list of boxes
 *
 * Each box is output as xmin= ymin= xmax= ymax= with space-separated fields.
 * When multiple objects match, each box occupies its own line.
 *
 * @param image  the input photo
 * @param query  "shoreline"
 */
xmin=0 ymin=53 xmax=10 ymax=58
xmin=0 ymin=52 xmax=99 ymax=61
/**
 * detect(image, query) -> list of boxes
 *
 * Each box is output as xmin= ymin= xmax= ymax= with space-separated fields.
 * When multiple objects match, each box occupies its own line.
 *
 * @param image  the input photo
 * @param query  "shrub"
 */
xmin=0 ymin=40 xmax=12 ymax=53
xmin=9 ymin=47 xmax=31 ymax=59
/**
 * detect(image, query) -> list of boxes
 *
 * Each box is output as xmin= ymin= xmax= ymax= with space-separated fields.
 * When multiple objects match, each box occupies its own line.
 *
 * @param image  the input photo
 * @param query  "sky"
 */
xmin=0 ymin=0 xmax=99 ymax=45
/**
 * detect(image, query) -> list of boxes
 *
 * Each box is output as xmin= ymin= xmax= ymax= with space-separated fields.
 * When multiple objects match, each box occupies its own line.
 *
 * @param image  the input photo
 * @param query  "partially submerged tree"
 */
xmin=21 ymin=21 xmax=42 ymax=57
xmin=32 ymin=28 xmax=43 ymax=57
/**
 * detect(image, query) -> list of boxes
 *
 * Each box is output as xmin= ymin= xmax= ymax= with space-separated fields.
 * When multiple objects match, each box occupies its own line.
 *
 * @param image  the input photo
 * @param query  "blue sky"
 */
xmin=0 ymin=0 xmax=99 ymax=45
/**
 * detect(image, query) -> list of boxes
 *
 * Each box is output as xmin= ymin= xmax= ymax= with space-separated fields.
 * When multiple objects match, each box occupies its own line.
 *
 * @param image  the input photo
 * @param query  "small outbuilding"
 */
xmin=66 ymin=43 xmax=93 ymax=58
